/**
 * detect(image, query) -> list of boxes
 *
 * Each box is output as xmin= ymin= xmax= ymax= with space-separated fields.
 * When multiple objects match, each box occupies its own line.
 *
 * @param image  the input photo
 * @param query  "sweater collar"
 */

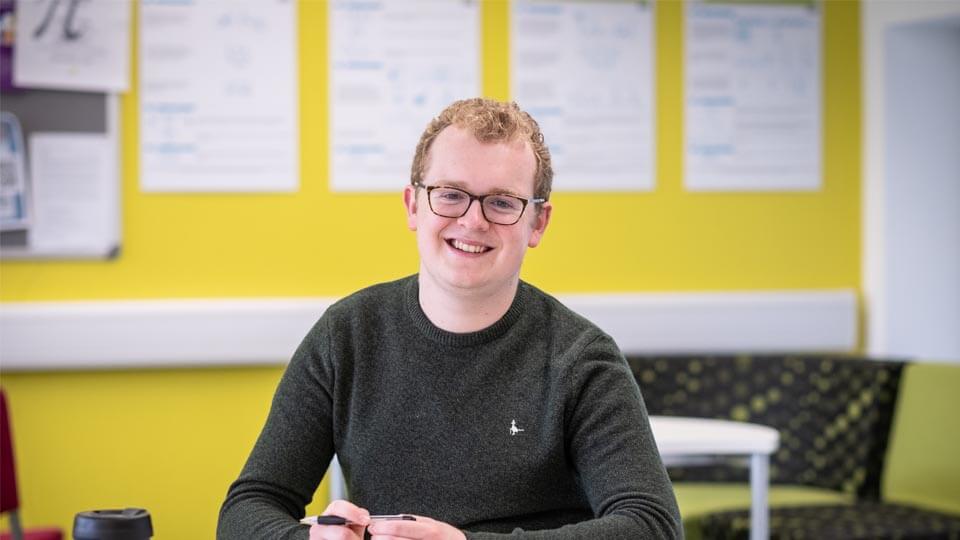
xmin=405 ymin=275 xmax=527 ymax=348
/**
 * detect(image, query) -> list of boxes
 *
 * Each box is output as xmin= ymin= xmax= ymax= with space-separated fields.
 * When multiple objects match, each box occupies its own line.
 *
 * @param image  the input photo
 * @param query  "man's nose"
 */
xmin=458 ymin=199 xmax=490 ymax=228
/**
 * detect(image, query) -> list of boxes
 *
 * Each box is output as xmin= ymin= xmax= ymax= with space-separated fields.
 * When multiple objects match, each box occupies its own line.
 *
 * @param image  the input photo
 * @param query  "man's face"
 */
xmin=403 ymin=125 xmax=552 ymax=297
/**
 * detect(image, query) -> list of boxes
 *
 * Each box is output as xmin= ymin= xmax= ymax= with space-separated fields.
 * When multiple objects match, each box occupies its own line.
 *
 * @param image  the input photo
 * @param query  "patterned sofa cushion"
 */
xmin=625 ymin=355 xmax=904 ymax=499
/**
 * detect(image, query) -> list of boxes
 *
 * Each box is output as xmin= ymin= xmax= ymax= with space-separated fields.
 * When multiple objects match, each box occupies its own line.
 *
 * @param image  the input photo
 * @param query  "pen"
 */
xmin=300 ymin=514 xmax=416 ymax=526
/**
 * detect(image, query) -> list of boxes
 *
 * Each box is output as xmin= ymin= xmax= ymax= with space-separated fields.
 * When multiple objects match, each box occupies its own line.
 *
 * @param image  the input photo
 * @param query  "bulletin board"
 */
xmin=0 ymin=89 xmax=121 ymax=259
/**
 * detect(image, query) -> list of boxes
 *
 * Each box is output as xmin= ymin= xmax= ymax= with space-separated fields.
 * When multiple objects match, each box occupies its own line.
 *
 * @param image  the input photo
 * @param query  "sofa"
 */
xmin=625 ymin=355 xmax=960 ymax=540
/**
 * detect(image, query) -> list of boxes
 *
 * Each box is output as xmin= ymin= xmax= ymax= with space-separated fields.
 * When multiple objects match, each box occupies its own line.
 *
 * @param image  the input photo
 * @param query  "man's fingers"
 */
xmin=308 ymin=523 xmax=363 ymax=540
xmin=322 ymin=499 xmax=372 ymax=526
xmin=368 ymin=518 xmax=423 ymax=538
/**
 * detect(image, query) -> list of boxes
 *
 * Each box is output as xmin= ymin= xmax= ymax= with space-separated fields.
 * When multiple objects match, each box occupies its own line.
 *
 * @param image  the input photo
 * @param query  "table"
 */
xmin=649 ymin=416 xmax=780 ymax=540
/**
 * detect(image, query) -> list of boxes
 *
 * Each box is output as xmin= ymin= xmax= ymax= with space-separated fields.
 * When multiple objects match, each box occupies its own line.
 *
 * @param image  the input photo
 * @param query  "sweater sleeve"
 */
xmin=465 ymin=334 xmax=683 ymax=540
xmin=217 ymin=318 xmax=337 ymax=540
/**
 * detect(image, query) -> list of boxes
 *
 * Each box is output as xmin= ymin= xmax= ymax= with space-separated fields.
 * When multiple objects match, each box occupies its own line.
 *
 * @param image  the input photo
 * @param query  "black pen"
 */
xmin=301 ymin=514 xmax=416 ymax=526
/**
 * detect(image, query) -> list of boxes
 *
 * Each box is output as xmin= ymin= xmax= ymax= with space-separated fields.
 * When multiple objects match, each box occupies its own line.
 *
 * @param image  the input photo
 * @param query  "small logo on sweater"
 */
xmin=509 ymin=419 xmax=525 ymax=436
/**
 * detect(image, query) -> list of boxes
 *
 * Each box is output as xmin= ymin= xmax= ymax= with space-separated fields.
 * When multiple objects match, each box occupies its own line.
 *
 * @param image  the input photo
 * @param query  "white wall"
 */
xmin=864 ymin=1 xmax=960 ymax=361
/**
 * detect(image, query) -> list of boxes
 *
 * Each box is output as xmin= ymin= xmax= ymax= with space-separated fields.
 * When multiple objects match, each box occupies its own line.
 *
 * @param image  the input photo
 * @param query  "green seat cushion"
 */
xmin=883 ymin=362 xmax=960 ymax=515
xmin=674 ymin=482 xmax=855 ymax=519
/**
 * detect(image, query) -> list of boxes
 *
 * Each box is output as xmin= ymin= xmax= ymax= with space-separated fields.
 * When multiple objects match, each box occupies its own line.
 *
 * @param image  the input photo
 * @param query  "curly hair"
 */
xmin=409 ymin=98 xmax=553 ymax=202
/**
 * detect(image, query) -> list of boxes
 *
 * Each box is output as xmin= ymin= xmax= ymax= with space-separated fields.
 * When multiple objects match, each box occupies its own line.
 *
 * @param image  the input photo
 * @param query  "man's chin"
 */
xmin=445 ymin=271 xmax=522 ymax=296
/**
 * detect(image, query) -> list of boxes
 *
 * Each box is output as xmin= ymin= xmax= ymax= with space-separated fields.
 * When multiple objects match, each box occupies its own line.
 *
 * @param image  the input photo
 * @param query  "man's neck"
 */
xmin=418 ymin=272 xmax=520 ymax=334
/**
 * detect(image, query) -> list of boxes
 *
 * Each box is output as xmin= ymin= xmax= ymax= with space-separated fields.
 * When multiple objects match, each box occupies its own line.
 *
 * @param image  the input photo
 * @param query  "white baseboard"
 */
xmin=0 ymin=290 xmax=857 ymax=371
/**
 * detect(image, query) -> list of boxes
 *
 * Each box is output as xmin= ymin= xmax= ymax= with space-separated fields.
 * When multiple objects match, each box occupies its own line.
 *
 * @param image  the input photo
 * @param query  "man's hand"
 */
xmin=308 ymin=500 xmax=371 ymax=540
xmin=367 ymin=515 xmax=466 ymax=540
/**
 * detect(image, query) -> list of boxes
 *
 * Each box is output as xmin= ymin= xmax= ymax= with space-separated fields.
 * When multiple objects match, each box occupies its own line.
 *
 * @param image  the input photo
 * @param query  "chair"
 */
xmin=1 ymin=388 xmax=63 ymax=540
xmin=628 ymin=355 xmax=905 ymax=497
xmin=628 ymin=356 xmax=960 ymax=540
xmin=697 ymin=361 xmax=960 ymax=540
xmin=626 ymin=354 xmax=907 ymax=539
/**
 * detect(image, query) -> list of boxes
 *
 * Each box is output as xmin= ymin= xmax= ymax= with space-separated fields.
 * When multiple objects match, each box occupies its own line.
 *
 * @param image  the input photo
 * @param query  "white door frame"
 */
xmin=862 ymin=0 xmax=960 ymax=358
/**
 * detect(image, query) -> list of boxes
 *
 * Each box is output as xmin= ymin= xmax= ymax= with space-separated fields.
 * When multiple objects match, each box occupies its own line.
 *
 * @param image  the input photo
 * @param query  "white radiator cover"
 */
xmin=0 ymin=290 xmax=857 ymax=370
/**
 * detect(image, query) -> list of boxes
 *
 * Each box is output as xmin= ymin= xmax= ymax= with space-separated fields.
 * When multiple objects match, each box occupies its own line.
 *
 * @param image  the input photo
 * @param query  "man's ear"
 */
xmin=527 ymin=201 xmax=552 ymax=248
xmin=403 ymin=184 xmax=418 ymax=231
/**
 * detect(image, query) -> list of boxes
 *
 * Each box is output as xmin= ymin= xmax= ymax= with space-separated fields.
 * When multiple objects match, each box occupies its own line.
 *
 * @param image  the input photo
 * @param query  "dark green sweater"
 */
xmin=218 ymin=275 xmax=681 ymax=539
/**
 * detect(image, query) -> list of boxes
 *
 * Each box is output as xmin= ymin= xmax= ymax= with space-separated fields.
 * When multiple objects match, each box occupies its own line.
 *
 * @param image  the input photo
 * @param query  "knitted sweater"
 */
xmin=218 ymin=275 xmax=681 ymax=539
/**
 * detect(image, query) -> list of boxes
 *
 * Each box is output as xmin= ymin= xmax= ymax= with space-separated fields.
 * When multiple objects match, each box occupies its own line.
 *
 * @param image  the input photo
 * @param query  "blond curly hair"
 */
xmin=410 ymin=98 xmax=553 ymax=202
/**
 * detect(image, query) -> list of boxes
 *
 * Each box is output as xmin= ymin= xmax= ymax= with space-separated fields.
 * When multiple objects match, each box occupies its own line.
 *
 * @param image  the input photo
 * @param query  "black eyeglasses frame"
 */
xmin=413 ymin=182 xmax=545 ymax=226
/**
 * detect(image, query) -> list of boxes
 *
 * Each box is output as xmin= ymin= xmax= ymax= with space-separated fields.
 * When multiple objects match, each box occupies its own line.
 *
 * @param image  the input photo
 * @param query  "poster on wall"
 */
xmin=684 ymin=0 xmax=822 ymax=191
xmin=0 ymin=112 xmax=30 ymax=232
xmin=329 ymin=0 xmax=480 ymax=192
xmin=510 ymin=0 xmax=656 ymax=191
xmin=13 ymin=0 xmax=132 ymax=92
xmin=27 ymin=132 xmax=119 ymax=255
xmin=139 ymin=0 xmax=298 ymax=192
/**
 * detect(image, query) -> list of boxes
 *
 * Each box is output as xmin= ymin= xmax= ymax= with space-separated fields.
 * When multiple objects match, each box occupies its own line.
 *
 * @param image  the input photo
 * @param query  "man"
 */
xmin=218 ymin=98 xmax=681 ymax=539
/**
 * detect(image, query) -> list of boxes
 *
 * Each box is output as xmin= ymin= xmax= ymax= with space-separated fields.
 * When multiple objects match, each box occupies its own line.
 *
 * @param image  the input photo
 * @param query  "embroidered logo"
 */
xmin=509 ymin=419 xmax=525 ymax=436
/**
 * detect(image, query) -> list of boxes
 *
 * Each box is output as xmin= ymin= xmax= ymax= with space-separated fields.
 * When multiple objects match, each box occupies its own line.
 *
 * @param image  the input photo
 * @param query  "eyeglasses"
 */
xmin=414 ymin=182 xmax=545 ymax=226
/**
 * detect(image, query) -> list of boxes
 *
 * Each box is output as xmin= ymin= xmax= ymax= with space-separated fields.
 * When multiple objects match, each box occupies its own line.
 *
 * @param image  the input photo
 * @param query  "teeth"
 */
xmin=452 ymin=240 xmax=486 ymax=253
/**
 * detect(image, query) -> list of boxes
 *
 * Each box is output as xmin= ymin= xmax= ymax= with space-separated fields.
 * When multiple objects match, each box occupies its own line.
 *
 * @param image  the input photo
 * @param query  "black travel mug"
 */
xmin=73 ymin=508 xmax=153 ymax=540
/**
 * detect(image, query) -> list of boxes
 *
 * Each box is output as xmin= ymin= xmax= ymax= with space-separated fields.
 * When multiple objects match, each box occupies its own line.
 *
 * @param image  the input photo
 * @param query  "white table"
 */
xmin=649 ymin=416 xmax=780 ymax=540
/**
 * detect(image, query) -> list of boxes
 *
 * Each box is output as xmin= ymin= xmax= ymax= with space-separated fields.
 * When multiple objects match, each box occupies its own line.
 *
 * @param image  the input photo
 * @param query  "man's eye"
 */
xmin=488 ymin=197 xmax=521 ymax=211
xmin=436 ymin=190 xmax=466 ymax=202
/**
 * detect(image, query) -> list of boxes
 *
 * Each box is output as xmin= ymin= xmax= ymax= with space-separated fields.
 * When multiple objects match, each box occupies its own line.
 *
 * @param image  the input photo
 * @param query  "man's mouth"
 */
xmin=448 ymin=239 xmax=491 ymax=254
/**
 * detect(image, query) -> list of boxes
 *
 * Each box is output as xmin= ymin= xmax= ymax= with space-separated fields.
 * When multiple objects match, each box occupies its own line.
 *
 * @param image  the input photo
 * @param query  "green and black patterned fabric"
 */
xmin=625 ymin=355 xmax=905 ymax=499
xmin=699 ymin=502 xmax=960 ymax=540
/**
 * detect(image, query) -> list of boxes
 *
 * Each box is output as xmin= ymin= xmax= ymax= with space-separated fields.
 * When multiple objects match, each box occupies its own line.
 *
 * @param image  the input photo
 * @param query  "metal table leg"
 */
xmin=749 ymin=452 xmax=770 ymax=540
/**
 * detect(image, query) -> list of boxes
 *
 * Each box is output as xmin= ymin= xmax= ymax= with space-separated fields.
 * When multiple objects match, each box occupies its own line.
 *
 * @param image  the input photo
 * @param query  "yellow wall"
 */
xmin=0 ymin=1 xmax=860 ymax=538
xmin=0 ymin=367 xmax=313 ymax=539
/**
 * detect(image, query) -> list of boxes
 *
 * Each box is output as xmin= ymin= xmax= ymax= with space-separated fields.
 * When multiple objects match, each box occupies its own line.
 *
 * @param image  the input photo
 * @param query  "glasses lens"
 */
xmin=429 ymin=187 xmax=470 ymax=218
xmin=482 ymin=195 xmax=524 ymax=225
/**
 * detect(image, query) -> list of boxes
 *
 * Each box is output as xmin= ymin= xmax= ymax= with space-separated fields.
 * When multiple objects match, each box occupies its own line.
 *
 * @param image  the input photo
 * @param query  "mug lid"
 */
xmin=73 ymin=508 xmax=153 ymax=539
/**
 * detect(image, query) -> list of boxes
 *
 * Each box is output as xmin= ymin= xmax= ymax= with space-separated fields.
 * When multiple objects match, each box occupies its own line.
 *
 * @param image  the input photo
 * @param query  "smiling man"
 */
xmin=218 ymin=98 xmax=681 ymax=540
xmin=405 ymin=115 xmax=550 ymax=334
